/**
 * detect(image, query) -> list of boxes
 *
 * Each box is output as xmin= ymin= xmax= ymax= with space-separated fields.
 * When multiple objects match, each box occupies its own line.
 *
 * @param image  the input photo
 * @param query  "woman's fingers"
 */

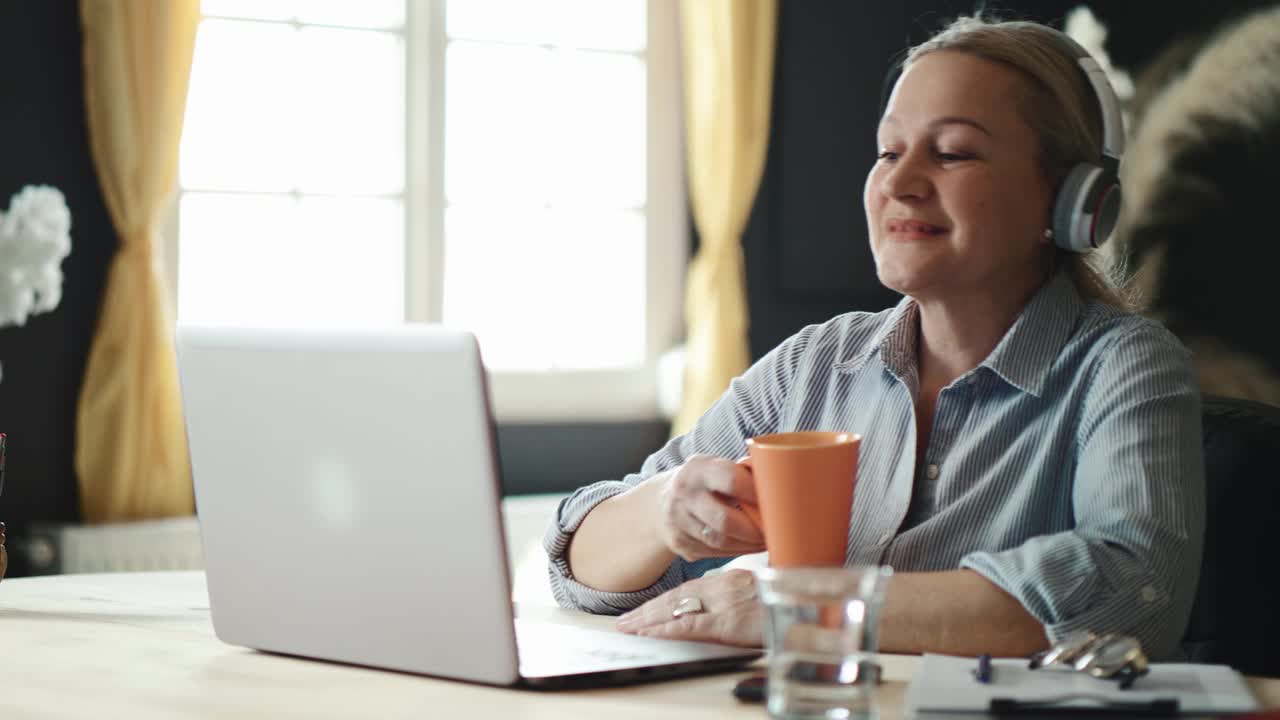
xmin=687 ymin=491 xmax=764 ymax=545
xmin=659 ymin=456 xmax=766 ymax=561
xmin=669 ymin=509 xmax=717 ymax=559
xmin=617 ymin=585 xmax=689 ymax=630
xmin=670 ymin=508 xmax=762 ymax=560
xmin=616 ymin=571 xmax=763 ymax=647
xmin=699 ymin=457 xmax=758 ymax=505
xmin=635 ymin=610 xmax=722 ymax=643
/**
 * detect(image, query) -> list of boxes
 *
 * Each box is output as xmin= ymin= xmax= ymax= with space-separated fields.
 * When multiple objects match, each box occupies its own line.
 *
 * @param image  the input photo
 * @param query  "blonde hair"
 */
xmin=905 ymin=15 xmax=1132 ymax=308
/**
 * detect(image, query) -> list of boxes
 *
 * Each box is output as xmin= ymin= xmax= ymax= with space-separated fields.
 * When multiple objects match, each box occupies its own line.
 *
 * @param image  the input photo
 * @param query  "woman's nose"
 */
xmin=879 ymin=152 xmax=931 ymax=201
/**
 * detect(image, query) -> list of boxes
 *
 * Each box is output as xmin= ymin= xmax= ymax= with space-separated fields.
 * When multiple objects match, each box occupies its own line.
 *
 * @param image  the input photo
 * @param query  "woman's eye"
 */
xmin=936 ymin=152 xmax=972 ymax=162
xmin=876 ymin=150 xmax=899 ymax=162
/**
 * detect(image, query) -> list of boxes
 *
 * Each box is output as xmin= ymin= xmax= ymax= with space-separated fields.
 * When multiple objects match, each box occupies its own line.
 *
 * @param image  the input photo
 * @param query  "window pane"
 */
xmin=543 ymin=208 xmax=646 ymax=368
xmin=296 ymin=196 xmax=404 ymax=325
xmin=444 ymin=42 xmax=551 ymax=206
xmin=443 ymin=206 xmax=555 ymax=369
xmin=551 ymin=0 xmax=646 ymax=52
xmin=203 ymin=0 xmax=404 ymax=28
xmin=179 ymin=193 xmax=294 ymax=325
xmin=296 ymin=0 xmax=404 ymax=29
xmin=296 ymin=27 xmax=404 ymax=194
xmin=181 ymin=20 xmax=300 ymax=192
xmin=183 ymin=22 xmax=403 ymax=195
xmin=445 ymin=0 xmax=550 ymax=46
xmin=442 ymin=206 xmax=644 ymax=370
xmin=446 ymin=0 xmax=645 ymax=52
xmin=547 ymin=49 xmax=645 ymax=209
xmin=201 ymin=0 xmax=296 ymax=22
xmin=178 ymin=193 xmax=403 ymax=327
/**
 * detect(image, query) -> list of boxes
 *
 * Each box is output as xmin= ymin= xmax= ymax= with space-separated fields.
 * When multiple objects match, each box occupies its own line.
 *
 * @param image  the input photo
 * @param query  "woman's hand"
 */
xmin=655 ymin=456 xmax=764 ymax=562
xmin=615 ymin=569 xmax=763 ymax=647
xmin=564 ymin=455 xmax=763 ymax=594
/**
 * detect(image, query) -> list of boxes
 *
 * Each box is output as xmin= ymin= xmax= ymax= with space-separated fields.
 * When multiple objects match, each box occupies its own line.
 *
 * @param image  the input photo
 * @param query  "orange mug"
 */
xmin=738 ymin=431 xmax=859 ymax=568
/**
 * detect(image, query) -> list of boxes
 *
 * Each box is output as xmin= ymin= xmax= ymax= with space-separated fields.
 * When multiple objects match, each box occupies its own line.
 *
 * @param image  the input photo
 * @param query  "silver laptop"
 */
xmin=176 ymin=324 xmax=760 ymax=688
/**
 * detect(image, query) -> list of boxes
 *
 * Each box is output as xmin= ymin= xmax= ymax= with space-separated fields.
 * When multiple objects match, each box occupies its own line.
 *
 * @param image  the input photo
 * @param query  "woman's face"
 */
xmin=865 ymin=50 xmax=1054 ymax=301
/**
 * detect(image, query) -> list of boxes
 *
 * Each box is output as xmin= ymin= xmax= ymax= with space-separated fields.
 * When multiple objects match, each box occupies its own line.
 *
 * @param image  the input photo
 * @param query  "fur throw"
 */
xmin=1108 ymin=5 xmax=1280 ymax=406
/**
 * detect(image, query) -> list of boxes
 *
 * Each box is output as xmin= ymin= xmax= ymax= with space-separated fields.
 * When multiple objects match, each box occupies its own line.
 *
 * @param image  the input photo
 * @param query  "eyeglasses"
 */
xmin=1029 ymin=631 xmax=1149 ymax=689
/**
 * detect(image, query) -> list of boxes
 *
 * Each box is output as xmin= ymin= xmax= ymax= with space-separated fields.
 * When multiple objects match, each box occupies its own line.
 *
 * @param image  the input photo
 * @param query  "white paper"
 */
xmin=905 ymin=653 xmax=1259 ymax=714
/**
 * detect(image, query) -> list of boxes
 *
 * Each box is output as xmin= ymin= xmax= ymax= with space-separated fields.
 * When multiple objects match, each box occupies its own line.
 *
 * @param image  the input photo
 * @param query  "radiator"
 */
xmin=25 ymin=516 xmax=205 ymax=574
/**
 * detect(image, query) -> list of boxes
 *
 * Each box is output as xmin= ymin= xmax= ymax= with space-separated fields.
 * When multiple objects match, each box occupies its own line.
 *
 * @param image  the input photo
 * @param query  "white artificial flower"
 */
xmin=0 ymin=184 xmax=72 ymax=383
xmin=0 ymin=185 xmax=72 ymax=328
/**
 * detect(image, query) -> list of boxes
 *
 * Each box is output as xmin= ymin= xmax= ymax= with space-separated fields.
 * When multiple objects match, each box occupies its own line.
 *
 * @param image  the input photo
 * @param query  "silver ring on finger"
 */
xmin=700 ymin=525 xmax=714 ymax=542
xmin=672 ymin=597 xmax=706 ymax=618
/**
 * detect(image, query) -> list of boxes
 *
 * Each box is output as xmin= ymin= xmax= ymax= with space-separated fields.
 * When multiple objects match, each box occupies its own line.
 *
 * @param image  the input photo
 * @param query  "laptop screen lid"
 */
xmin=178 ymin=325 xmax=521 ymax=685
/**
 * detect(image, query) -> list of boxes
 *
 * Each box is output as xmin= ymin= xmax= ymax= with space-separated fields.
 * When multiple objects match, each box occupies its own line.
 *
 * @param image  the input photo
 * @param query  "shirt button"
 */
xmin=926 ymin=464 xmax=940 ymax=480
xmin=1141 ymin=585 xmax=1159 ymax=603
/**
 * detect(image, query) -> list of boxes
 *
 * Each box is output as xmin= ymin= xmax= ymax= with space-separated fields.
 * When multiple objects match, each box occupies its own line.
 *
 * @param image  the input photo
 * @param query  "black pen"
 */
xmin=975 ymin=653 xmax=994 ymax=684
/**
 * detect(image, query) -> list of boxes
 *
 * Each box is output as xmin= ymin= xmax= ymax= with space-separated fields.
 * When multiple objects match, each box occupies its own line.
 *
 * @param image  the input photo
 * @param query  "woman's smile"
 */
xmin=886 ymin=217 xmax=948 ymax=240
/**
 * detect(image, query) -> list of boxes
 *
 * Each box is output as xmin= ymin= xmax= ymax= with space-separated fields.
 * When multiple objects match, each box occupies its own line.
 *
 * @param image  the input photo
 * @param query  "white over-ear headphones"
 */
xmin=1047 ymin=31 xmax=1125 ymax=253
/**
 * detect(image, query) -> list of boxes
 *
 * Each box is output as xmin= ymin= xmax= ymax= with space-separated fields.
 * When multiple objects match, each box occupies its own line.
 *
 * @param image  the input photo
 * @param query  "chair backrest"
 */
xmin=1181 ymin=395 xmax=1280 ymax=676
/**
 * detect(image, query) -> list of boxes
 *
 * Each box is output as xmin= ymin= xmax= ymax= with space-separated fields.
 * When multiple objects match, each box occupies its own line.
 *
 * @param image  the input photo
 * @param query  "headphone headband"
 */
xmin=1048 ymin=31 xmax=1126 ymax=162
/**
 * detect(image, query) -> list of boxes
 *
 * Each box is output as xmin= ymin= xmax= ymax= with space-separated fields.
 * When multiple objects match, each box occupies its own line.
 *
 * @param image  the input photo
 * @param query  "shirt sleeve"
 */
xmin=960 ymin=323 xmax=1206 ymax=660
xmin=543 ymin=324 xmax=818 ymax=614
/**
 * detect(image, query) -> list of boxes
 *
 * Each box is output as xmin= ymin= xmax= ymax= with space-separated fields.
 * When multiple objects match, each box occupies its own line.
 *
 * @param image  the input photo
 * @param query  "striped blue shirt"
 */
xmin=545 ymin=270 xmax=1205 ymax=659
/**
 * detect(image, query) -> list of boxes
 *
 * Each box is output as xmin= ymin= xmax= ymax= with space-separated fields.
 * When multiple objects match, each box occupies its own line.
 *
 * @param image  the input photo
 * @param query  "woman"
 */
xmin=544 ymin=17 xmax=1204 ymax=660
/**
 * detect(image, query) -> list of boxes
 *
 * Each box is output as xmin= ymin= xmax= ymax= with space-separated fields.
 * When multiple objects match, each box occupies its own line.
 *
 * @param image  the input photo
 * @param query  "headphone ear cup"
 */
xmin=1092 ymin=182 xmax=1122 ymax=247
xmin=1052 ymin=163 xmax=1112 ymax=252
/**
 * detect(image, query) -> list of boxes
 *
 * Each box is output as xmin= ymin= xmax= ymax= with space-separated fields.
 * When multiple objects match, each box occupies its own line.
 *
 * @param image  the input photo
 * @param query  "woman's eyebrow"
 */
xmin=880 ymin=114 xmax=993 ymax=136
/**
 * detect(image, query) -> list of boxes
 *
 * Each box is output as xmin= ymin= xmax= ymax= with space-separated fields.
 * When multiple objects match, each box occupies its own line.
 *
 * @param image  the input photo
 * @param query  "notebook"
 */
xmin=176 ymin=324 xmax=761 ymax=688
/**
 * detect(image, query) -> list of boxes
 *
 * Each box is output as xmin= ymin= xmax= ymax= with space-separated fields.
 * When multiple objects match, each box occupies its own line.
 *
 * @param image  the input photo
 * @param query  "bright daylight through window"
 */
xmin=177 ymin=0 xmax=682 ymax=418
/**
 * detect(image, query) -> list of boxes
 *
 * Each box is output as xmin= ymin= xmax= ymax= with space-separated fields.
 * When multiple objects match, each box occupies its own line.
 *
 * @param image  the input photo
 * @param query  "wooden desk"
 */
xmin=2 ymin=572 xmax=1278 ymax=718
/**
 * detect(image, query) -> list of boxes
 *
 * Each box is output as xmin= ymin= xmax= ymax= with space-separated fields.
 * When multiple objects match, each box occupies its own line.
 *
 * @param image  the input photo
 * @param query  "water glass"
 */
xmin=756 ymin=566 xmax=893 ymax=720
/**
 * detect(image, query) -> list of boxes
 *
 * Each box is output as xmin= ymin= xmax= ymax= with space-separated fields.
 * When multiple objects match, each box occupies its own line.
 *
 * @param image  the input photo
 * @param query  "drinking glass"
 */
xmin=756 ymin=566 xmax=893 ymax=720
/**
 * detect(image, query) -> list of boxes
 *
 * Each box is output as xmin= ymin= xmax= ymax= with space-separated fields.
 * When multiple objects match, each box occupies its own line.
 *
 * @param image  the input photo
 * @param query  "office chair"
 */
xmin=1181 ymin=395 xmax=1280 ymax=676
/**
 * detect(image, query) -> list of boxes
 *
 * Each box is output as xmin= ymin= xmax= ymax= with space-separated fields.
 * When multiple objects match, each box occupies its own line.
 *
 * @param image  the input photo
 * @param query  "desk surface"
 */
xmin=2 ymin=572 xmax=1277 ymax=719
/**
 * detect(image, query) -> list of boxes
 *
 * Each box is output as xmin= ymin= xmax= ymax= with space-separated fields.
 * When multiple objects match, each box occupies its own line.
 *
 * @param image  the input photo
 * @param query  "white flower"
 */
xmin=0 ymin=185 xmax=72 ymax=328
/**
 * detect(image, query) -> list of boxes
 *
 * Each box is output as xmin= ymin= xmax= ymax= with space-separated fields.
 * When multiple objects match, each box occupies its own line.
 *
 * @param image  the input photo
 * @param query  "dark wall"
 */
xmin=0 ymin=1 xmax=117 ymax=576
xmin=743 ymin=0 xmax=1276 ymax=360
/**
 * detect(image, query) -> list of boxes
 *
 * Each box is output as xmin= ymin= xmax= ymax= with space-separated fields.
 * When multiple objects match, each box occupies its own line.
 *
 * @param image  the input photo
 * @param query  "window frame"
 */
xmin=169 ymin=0 xmax=686 ymax=423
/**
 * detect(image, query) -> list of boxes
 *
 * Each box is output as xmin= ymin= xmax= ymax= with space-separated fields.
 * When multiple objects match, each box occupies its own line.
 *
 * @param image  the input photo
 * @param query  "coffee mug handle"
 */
xmin=735 ymin=456 xmax=764 ymax=530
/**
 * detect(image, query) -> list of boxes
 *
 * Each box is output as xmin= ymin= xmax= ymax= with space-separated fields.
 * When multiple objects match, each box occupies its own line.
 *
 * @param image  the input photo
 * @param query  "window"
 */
xmin=175 ymin=0 xmax=686 ymax=421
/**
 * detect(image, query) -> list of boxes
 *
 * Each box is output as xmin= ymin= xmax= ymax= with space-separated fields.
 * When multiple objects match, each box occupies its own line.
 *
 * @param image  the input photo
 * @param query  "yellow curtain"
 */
xmin=672 ymin=0 xmax=778 ymax=435
xmin=75 ymin=0 xmax=200 ymax=522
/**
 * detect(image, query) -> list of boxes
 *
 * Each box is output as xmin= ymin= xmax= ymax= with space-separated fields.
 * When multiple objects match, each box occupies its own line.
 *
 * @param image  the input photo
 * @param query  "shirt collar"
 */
xmin=833 ymin=294 xmax=917 ymax=378
xmin=979 ymin=269 xmax=1083 ymax=397
xmin=831 ymin=270 xmax=1083 ymax=397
